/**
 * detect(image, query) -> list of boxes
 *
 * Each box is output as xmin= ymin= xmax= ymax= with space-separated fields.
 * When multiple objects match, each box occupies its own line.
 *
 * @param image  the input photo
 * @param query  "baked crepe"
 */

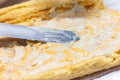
xmin=0 ymin=0 xmax=104 ymax=25
xmin=1 ymin=0 xmax=120 ymax=80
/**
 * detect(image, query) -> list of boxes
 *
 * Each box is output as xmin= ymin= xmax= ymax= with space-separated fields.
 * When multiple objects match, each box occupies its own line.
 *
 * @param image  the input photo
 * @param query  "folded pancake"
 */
xmin=0 ymin=0 xmax=104 ymax=25
xmin=1 ymin=0 xmax=120 ymax=80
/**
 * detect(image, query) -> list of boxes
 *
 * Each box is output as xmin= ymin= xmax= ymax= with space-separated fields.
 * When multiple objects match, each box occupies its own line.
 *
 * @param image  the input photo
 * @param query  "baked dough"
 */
xmin=0 ymin=0 xmax=120 ymax=80
xmin=0 ymin=0 xmax=104 ymax=25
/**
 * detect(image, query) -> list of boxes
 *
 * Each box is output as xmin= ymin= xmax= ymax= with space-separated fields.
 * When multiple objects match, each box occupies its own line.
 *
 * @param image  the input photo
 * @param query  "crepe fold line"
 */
xmin=0 ymin=0 xmax=104 ymax=26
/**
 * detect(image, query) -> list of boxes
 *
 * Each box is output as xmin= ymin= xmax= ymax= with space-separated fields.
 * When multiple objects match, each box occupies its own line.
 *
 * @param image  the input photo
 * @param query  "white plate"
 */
xmin=104 ymin=0 xmax=120 ymax=11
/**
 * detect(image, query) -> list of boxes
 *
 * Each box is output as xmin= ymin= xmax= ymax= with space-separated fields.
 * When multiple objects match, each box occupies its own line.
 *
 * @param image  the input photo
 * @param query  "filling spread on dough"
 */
xmin=0 ymin=10 xmax=120 ymax=80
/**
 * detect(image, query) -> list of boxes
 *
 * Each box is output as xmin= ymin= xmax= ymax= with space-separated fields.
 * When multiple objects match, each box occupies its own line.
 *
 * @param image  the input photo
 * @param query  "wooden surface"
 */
xmin=0 ymin=0 xmax=28 ymax=8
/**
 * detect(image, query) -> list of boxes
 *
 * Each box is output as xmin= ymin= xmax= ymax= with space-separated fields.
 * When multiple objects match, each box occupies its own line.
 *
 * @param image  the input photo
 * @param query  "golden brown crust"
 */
xmin=22 ymin=54 xmax=120 ymax=80
xmin=0 ymin=0 xmax=104 ymax=26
